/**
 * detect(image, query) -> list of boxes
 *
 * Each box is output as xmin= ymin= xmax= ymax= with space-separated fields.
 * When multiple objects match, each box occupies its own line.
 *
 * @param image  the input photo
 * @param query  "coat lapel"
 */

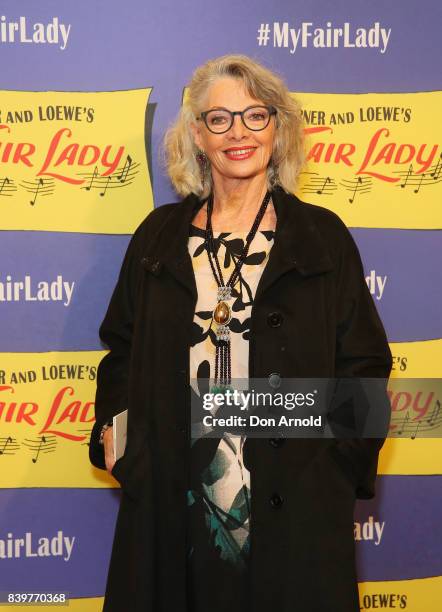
xmin=142 ymin=192 xmax=204 ymax=302
xmin=254 ymin=186 xmax=334 ymax=301
xmin=142 ymin=186 xmax=334 ymax=303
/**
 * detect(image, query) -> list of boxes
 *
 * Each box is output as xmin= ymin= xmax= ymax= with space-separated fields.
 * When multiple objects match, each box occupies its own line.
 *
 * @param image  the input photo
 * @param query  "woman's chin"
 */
xmin=214 ymin=165 xmax=267 ymax=183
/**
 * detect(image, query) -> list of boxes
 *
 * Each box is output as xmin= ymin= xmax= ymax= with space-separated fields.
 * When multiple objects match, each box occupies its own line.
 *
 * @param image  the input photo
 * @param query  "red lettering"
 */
xmin=78 ymin=145 xmax=100 ymax=166
xmin=391 ymin=391 xmax=412 ymax=412
xmin=307 ymin=142 xmax=325 ymax=163
xmin=1 ymin=141 xmax=14 ymax=163
xmin=54 ymin=143 xmax=78 ymax=166
xmin=16 ymin=402 xmax=39 ymax=424
xmin=12 ymin=142 xmax=35 ymax=166
xmin=324 ymin=143 xmax=335 ymax=162
xmin=39 ymin=386 xmax=90 ymax=441
xmin=334 ymin=143 xmax=355 ymax=166
xmin=101 ymin=144 xmax=124 ymax=176
xmin=80 ymin=402 xmax=95 ymax=423
xmin=357 ymin=128 xmax=399 ymax=182
xmin=0 ymin=385 xmax=38 ymax=425
xmin=413 ymin=391 xmax=434 ymax=419
xmin=372 ymin=143 xmax=395 ymax=165
xmin=394 ymin=144 xmax=415 ymax=165
xmin=415 ymin=143 xmax=438 ymax=172
xmin=38 ymin=128 xmax=84 ymax=184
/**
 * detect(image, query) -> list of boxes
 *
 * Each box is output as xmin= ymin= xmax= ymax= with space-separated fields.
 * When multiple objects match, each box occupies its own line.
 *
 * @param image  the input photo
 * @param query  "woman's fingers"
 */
xmin=103 ymin=426 xmax=116 ymax=473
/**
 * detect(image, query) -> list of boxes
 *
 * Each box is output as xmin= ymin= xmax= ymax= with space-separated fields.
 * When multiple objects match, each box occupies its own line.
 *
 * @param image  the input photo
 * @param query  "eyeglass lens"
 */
xmin=204 ymin=106 xmax=271 ymax=133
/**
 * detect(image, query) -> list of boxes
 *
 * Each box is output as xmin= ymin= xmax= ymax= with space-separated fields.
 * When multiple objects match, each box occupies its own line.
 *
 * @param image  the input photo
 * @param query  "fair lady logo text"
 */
xmin=0 ymin=530 xmax=75 ymax=561
xmin=0 ymin=16 xmax=71 ymax=50
xmin=257 ymin=21 xmax=391 ymax=54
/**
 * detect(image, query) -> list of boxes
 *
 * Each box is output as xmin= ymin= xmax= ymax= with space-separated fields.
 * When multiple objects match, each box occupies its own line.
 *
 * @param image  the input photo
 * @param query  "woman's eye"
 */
xmin=209 ymin=114 xmax=228 ymax=125
xmin=248 ymin=112 xmax=266 ymax=121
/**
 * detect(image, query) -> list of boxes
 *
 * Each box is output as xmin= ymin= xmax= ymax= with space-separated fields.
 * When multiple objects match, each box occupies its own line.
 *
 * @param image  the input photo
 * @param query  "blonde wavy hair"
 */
xmin=162 ymin=54 xmax=305 ymax=198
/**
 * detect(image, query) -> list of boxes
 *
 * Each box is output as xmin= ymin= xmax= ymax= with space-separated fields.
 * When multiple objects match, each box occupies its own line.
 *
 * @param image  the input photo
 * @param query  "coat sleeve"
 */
xmin=89 ymin=225 xmax=143 ymax=470
xmin=330 ymin=219 xmax=392 ymax=499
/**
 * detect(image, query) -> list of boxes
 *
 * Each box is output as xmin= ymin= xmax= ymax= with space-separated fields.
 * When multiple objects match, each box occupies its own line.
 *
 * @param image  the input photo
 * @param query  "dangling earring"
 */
xmin=196 ymin=149 xmax=208 ymax=188
xmin=196 ymin=149 xmax=207 ymax=167
xmin=268 ymin=154 xmax=279 ymax=187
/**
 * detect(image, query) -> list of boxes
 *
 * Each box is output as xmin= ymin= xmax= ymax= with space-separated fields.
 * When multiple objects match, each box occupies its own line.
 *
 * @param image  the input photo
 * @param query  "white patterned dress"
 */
xmin=186 ymin=222 xmax=275 ymax=610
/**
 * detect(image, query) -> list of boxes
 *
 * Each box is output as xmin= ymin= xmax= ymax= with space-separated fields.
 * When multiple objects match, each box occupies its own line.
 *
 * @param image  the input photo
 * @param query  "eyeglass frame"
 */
xmin=197 ymin=105 xmax=277 ymax=134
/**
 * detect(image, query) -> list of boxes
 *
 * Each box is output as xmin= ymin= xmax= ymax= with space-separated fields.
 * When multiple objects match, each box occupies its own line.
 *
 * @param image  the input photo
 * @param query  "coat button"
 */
xmin=268 ymin=373 xmax=281 ymax=389
xmin=269 ymin=437 xmax=285 ymax=448
xmin=141 ymin=256 xmax=161 ymax=275
xmin=270 ymin=493 xmax=284 ymax=508
xmin=267 ymin=311 xmax=283 ymax=328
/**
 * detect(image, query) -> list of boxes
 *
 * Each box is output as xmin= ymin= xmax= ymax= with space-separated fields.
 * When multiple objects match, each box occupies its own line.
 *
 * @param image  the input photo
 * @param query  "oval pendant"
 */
xmin=213 ymin=301 xmax=231 ymax=325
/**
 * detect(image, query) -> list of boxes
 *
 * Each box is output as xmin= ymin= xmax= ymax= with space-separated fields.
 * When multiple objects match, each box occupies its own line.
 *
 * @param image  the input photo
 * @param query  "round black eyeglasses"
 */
xmin=198 ymin=105 xmax=277 ymax=134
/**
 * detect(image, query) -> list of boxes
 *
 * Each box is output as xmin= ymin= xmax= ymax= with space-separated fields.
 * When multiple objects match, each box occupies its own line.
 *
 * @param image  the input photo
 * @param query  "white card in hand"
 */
xmin=112 ymin=409 xmax=128 ymax=462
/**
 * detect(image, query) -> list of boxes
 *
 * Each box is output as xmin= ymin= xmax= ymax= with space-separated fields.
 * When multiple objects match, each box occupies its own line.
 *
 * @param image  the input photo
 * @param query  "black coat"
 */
xmin=89 ymin=185 xmax=392 ymax=612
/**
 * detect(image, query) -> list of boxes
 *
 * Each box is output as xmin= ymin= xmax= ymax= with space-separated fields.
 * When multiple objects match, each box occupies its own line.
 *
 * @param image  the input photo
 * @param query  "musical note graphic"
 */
xmin=400 ymin=164 xmax=413 ymax=189
xmin=77 ymin=428 xmax=93 ymax=446
xmin=393 ymin=163 xmax=442 ymax=193
xmin=427 ymin=400 xmax=441 ymax=426
xmin=84 ymin=166 xmax=99 ymax=191
xmin=32 ymin=436 xmax=46 ymax=463
xmin=30 ymin=178 xmax=43 ymax=205
xmin=23 ymin=435 xmax=57 ymax=463
xmin=340 ymin=176 xmax=372 ymax=203
xmin=389 ymin=398 xmax=442 ymax=438
xmin=387 ymin=380 xmax=442 ymax=439
xmin=396 ymin=412 xmax=410 ymax=435
xmin=0 ymin=436 xmax=12 ymax=454
xmin=19 ymin=178 xmax=55 ymax=205
xmin=413 ymin=173 xmax=426 ymax=194
xmin=411 ymin=421 xmax=421 ymax=440
xmin=300 ymin=172 xmax=337 ymax=196
xmin=316 ymin=176 xmax=331 ymax=195
xmin=0 ymin=436 xmax=19 ymax=456
xmin=78 ymin=158 xmax=139 ymax=194
xmin=100 ymin=176 xmax=112 ymax=197
xmin=350 ymin=177 xmax=362 ymax=203
xmin=117 ymin=155 xmax=132 ymax=183
xmin=0 ymin=176 xmax=10 ymax=196
xmin=0 ymin=176 xmax=17 ymax=197
xmin=390 ymin=411 xmax=419 ymax=438
xmin=34 ymin=436 xmax=46 ymax=462
xmin=431 ymin=153 xmax=442 ymax=180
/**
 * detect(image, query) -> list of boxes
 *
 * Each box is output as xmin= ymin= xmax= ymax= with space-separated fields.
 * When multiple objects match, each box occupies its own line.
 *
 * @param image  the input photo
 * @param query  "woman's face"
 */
xmin=191 ymin=77 xmax=276 ymax=185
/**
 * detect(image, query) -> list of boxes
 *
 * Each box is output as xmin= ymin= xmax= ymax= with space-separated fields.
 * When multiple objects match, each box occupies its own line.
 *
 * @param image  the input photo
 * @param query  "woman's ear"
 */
xmin=190 ymin=120 xmax=204 ymax=152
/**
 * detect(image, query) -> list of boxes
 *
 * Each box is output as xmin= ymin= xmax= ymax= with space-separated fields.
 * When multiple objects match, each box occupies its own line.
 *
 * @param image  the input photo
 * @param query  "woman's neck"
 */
xmin=193 ymin=174 xmax=277 ymax=232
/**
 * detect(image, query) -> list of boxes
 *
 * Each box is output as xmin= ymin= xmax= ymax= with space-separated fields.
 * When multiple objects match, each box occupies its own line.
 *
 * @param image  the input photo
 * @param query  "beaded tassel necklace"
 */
xmin=204 ymin=190 xmax=272 ymax=392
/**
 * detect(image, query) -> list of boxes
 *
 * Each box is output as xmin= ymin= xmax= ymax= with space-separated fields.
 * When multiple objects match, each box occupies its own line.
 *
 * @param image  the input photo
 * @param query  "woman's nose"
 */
xmin=228 ymin=114 xmax=248 ymax=139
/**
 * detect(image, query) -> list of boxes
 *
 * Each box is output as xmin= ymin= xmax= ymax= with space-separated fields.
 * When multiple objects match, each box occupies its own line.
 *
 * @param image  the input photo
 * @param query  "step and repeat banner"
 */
xmin=1 ymin=1 xmax=441 ymax=610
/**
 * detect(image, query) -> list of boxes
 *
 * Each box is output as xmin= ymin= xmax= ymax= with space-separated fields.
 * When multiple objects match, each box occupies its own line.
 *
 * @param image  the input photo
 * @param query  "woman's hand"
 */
xmin=103 ymin=426 xmax=116 ymax=474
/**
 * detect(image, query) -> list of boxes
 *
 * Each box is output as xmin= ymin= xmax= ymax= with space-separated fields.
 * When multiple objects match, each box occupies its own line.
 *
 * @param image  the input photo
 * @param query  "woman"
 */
xmin=89 ymin=54 xmax=392 ymax=612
